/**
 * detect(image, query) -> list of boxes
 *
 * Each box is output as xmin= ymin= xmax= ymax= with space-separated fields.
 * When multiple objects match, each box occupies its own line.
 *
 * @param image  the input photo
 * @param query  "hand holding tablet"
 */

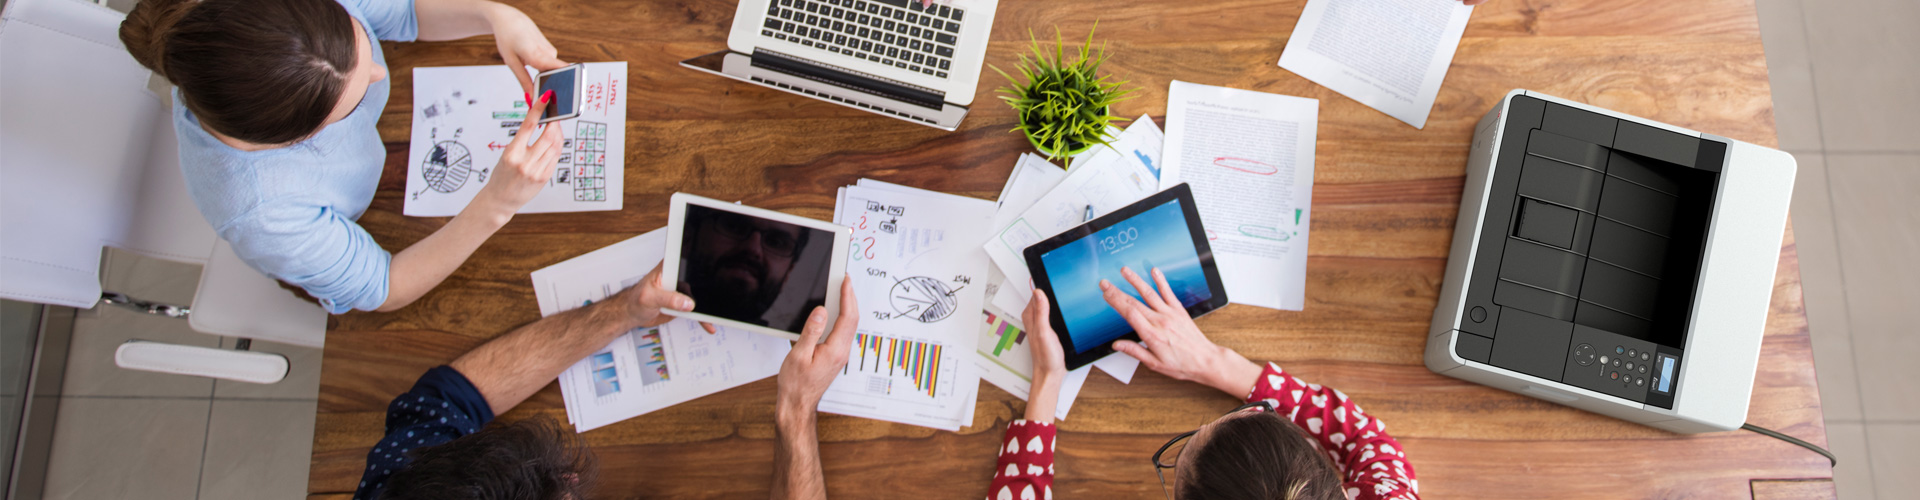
xmin=661 ymin=193 xmax=852 ymax=341
xmin=1023 ymin=184 xmax=1230 ymax=369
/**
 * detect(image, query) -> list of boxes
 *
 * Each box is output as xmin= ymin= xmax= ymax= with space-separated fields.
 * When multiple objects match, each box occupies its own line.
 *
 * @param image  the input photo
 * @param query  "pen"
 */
xmin=1083 ymin=205 xmax=1094 ymax=222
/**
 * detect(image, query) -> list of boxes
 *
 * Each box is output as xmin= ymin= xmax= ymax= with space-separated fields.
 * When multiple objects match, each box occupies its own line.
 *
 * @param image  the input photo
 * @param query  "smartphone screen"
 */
xmin=535 ymin=66 xmax=579 ymax=119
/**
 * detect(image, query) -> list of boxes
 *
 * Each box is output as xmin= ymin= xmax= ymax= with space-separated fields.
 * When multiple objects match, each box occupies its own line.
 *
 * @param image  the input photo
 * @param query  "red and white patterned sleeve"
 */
xmin=1246 ymin=362 xmax=1419 ymax=500
xmin=985 ymin=419 xmax=1055 ymax=500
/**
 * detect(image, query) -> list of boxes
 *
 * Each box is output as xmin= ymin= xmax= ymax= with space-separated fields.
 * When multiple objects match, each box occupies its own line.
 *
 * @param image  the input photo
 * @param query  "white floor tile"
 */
xmin=1865 ymin=423 xmax=1920 ymax=500
xmin=41 ymin=397 xmax=210 ymax=500
xmin=1827 ymin=422 xmax=1876 ymax=500
xmin=1800 ymin=0 xmax=1920 ymax=151
xmin=63 ymin=307 xmax=217 ymax=398
xmin=196 ymin=400 xmax=317 ymax=500
xmin=1825 ymin=154 xmax=1920 ymax=420
xmin=1757 ymin=0 xmax=1823 ymax=151
xmin=213 ymin=337 xmax=321 ymax=400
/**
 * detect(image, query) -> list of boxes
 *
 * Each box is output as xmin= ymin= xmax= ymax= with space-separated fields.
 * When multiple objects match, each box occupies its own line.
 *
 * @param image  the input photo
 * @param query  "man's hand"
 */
xmin=771 ymin=279 xmax=857 ymax=500
xmin=614 ymin=264 xmax=702 ymax=329
xmin=473 ymin=92 xmax=563 ymax=218
xmin=1103 ymin=267 xmax=1263 ymax=397
xmin=1022 ymin=289 xmax=1067 ymax=423
xmin=776 ymin=280 xmax=860 ymax=421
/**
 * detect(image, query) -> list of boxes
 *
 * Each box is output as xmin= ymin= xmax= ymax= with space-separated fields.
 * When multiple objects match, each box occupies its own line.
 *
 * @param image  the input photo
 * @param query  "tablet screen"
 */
xmin=1038 ymin=199 xmax=1216 ymax=354
xmin=676 ymin=204 xmax=836 ymax=333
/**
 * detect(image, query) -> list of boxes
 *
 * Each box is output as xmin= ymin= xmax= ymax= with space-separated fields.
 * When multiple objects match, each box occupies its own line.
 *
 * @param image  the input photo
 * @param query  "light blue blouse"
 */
xmin=175 ymin=0 xmax=417 ymax=314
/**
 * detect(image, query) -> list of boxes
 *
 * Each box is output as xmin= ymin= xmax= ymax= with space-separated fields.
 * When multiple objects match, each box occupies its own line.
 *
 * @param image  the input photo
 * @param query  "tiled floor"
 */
xmin=39 ymin=250 xmax=320 ymax=500
xmin=1757 ymin=0 xmax=1920 ymax=498
xmin=24 ymin=0 xmax=1913 ymax=499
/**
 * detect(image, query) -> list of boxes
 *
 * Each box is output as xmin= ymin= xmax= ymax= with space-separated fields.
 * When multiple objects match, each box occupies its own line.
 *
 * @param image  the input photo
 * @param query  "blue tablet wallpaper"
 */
xmin=1039 ymin=200 xmax=1214 ymax=354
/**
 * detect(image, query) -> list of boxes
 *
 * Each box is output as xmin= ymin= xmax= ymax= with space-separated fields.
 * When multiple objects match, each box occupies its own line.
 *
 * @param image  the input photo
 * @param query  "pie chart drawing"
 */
xmin=890 ymin=276 xmax=957 ymax=323
xmin=421 ymin=141 xmax=473 ymax=193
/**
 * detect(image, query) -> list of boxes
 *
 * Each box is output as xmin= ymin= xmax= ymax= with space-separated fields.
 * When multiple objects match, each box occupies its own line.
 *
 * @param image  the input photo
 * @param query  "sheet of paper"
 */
xmin=987 ymin=154 xmax=1069 ymax=317
xmin=972 ymin=308 xmax=1102 ymax=420
xmin=1276 ymin=0 xmax=1471 ymax=128
xmin=986 ymin=119 xmax=1165 ymax=322
xmin=405 ymin=63 xmax=628 ymax=216
xmin=1160 ymin=81 xmax=1319 ymax=311
xmin=534 ymin=228 xmax=791 ymax=432
xmin=822 ymin=183 xmax=993 ymax=430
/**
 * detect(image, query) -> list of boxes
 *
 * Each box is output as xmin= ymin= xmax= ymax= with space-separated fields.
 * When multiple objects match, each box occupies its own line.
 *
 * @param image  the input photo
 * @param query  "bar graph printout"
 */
xmin=535 ymin=228 xmax=792 ymax=432
xmin=822 ymin=180 xmax=992 ymax=430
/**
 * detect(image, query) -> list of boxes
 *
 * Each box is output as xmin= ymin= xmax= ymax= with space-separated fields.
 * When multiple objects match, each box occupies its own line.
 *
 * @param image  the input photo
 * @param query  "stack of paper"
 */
xmin=536 ymin=229 xmax=792 ymax=433
xmin=818 ymin=180 xmax=995 ymax=430
xmin=1277 ymin=0 xmax=1472 ymax=128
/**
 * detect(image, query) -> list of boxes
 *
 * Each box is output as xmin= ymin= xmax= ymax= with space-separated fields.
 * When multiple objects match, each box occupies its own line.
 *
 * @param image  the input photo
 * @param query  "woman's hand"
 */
xmin=1022 ymin=289 xmax=1068 ymax=423
xmin=485 ymin=4 xmax=569 ymax=94
xmin=1103 ymin=267 xmax=1264 ymax=398
xmin=473 ymin=92 xmax=563 ymax=217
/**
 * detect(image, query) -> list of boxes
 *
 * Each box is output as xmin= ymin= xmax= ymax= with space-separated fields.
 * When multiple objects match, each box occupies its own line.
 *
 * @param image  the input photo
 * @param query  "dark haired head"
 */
xmin=119 ymin=0 xmax=361 ymax=145
xmin=378 ymin=417 xmax=597 ymax=500
xmin=1176 ymin=411 xmax=1344 ymax=500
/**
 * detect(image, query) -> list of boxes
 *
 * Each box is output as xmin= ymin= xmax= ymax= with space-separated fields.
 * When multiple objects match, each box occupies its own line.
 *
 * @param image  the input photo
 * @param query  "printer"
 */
xmin=1427 ymin=90 xmax=1796 ymax=433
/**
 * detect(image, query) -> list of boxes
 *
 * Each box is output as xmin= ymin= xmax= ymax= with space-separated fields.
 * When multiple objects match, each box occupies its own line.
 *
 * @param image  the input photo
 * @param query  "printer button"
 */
xmin=1615 ymin=346 xmax=1625 ymax=355
xmin=1609 ymin=371 xmax=1619 ymax=380
xmin=1471 ymin=306 xmax=1488 ymax=323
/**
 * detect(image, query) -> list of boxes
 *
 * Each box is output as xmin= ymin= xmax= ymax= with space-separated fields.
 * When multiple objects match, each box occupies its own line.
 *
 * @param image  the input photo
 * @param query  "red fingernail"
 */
xmin=524 ymin=92 xmax=531 ymax=104
xmin=541 ymin=89 xmax=554 ymax=103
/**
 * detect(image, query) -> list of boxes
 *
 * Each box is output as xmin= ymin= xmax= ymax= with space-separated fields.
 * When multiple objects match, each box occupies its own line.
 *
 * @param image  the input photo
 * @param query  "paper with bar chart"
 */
xmin=822 ymin=181 xmax=992 ymax=430
xmin=534 ymin=228 xmax=791 ymax=432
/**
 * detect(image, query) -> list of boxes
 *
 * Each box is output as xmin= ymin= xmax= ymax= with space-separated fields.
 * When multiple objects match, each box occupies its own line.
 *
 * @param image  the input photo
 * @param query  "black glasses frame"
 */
xmin=1150 ymin=400 xmax=1275 ymax=499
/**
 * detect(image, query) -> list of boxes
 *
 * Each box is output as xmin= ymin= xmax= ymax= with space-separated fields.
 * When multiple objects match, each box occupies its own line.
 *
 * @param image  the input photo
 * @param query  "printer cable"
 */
xmin=1742 ymin=423 xmax=1836 ymax=467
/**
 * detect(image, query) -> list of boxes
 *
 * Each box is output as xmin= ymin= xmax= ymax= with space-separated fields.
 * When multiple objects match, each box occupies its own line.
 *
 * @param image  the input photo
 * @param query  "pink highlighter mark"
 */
xmin=1213 ymin=157 xmax=1279 ymax=175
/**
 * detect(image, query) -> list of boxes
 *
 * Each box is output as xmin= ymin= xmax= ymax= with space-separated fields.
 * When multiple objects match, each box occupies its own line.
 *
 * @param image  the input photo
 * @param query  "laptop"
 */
xmin=681 ymin=0 xmax=998 ymax=130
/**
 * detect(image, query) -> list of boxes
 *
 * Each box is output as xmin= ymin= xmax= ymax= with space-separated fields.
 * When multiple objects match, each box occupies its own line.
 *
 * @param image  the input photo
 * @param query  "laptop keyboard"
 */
xmin=761 ymin=0 xmax=965 ymax=79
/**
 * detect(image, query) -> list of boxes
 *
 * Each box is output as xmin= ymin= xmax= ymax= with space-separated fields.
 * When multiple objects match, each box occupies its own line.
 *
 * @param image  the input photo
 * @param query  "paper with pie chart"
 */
xmin=403 ymin=62 xmax=627 ymax=216
xmin=821 ymin=180 xmax=992 ymax=431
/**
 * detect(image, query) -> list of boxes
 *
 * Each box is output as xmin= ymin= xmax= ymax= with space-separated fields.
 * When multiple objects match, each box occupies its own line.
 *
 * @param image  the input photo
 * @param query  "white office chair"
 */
xmin=0 ymin=0 xmax=326 ymax=384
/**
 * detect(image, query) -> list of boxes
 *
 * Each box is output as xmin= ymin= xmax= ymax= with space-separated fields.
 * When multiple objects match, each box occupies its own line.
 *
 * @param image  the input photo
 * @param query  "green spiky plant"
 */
xmin=992 ymin=24 xmax=1137 ymax=163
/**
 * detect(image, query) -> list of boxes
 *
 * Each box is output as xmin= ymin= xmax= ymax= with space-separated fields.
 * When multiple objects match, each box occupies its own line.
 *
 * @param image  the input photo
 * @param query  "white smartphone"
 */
xmin=532 ymin=64 xmax=584 ymax=123
xmin=660 ymin=193 xmax=851 ymax=341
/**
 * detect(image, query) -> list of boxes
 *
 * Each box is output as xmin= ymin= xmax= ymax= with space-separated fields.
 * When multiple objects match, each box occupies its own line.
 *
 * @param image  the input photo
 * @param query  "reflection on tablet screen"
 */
xmin=677 ymin=204 xmax=835 ymax=333
xmin=1040 ymin=200 xmax=1214 ymax=354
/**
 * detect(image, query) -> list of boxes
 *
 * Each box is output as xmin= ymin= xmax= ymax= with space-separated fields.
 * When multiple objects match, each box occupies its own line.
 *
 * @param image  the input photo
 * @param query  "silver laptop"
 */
xmin=681 ymin=0 xmax=998 ymax=130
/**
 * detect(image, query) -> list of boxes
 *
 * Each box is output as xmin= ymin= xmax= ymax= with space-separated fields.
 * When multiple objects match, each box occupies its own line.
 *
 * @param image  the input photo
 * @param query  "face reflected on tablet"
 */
xmin=678 ymin=205 xmax=830 ymax=332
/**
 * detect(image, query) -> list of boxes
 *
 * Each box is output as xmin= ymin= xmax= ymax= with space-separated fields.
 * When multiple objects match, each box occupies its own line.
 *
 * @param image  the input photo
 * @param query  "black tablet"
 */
xmin=1023 ymin=183 xmax=1229 ymax=369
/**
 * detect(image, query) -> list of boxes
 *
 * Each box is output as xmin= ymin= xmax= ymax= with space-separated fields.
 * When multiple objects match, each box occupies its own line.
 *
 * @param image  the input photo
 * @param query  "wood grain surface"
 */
xmin=311 ymin=0 xmax=1835 ymax=497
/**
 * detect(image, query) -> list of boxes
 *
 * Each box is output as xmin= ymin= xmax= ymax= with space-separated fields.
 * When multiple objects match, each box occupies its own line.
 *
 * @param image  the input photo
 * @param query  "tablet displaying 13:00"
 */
xmin=1023 ymin=183 xmax=1230 ymax=369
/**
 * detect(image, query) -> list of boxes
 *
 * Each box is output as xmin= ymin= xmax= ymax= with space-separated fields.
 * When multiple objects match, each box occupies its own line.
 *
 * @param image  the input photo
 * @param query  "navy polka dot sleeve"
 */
xmin=352 ymin=365 xmax=496 ymax=500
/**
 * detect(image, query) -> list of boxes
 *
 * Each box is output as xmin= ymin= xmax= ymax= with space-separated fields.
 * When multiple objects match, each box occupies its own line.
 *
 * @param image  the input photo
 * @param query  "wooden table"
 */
xmin=309 ymin=0 xmax=1836 ymax=497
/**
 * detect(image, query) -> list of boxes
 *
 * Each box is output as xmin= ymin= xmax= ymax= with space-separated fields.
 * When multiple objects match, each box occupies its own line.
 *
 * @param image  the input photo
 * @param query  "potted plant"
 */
xmin=992 ymin=24 xmax=1137 ymax=163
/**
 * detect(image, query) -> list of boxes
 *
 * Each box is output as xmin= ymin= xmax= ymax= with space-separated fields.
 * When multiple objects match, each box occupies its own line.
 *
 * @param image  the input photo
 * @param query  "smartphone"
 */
xmin=533 ymin=64 xmax=584 ymax=123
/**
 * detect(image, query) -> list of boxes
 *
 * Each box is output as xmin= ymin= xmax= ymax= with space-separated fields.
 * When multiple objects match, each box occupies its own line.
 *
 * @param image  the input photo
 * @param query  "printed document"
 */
xmin=535 ymin=229 xmax=791 ymax=432
xmin=1277 ymin=0 xmax=1472 ymax=128
xmin=406 ymin=63 xmax=628 ymax=216
xmin=1160 ymin=81 xmax=1318 ymax=311
xmin=823 ymin=181 xmax=993 ymax=430
xmin=985 ymin=119 xmax=1165 ymax=322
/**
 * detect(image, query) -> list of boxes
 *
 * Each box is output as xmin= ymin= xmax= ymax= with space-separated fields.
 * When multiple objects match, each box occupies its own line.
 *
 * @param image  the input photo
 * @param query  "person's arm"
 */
xmin=985 ymin=290 xmax=1065 ymax=500
xmin=1101 ymin=266 xmax=1418 ymax=500
xmin=1100 ymin=266 xmax=1263 ymax=396
xmin=771 ymin=281 xmax=860 ymax=500
xmin=448 ymin=264 xmax=693 ymax=413
xmin=377 ymin=95 xmax=563 ymax=311
xmin=413 ymin=0 xmax=568 ymax=94
xmin=1249 ymin=363 xmax=1419 ymax=500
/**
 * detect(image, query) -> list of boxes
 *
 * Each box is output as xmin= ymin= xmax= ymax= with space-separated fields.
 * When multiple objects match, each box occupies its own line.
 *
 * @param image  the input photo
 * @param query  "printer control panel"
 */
xmin=1563 ymin=324 xmax=1680 ymax=408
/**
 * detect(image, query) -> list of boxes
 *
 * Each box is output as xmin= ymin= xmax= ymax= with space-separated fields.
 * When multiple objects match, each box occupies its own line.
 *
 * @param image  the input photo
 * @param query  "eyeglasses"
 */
xmin=1151 ymin=400 xmax=1275 ymax=500
xmin=711 ymin=214 xmax=800 ymax=257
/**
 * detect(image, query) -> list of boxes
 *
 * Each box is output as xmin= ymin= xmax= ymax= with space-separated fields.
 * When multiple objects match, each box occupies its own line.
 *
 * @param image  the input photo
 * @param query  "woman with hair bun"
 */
xmin=120 ymin=0 xmax=569 ymax=313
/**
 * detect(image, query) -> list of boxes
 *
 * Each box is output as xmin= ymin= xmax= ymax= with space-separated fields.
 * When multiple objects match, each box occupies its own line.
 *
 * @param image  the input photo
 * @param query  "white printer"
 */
xmin=1426 ymin=90 xmax=1796 ymax=433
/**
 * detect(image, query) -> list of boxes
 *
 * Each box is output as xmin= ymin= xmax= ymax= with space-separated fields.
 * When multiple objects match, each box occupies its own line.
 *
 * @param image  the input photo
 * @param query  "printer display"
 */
xmin=1427 ymin=90 xmax=1796 ymax=434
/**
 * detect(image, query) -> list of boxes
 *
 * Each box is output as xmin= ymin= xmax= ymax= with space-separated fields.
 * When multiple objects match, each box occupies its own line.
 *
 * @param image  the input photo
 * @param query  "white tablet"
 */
xmin=661 ymin=193 xmax=851 ymax=341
